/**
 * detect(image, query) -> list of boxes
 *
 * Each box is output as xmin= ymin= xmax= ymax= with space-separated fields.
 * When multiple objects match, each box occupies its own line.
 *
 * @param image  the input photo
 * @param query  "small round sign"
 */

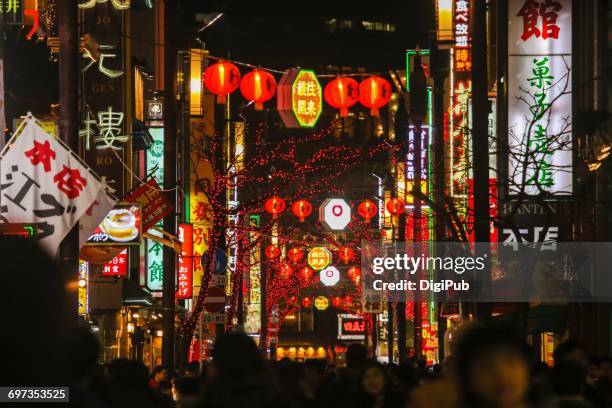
xmin=204 ymin=286 xmax=226 ymax=313
xmin=319 ymin=266 xmax=340 ymax=287
xmin=319 ymin=198 xmax=351 ymax=231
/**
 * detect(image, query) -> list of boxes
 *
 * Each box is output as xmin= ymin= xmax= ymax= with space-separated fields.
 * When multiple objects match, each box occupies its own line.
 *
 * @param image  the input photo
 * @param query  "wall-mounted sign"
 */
xmin=78 ymin=259 xmax=89 ymax=315
xmin=0 ymin=0 xmax=23 ymax=25
xmin=338 ymin=314 xmax=366 ymax=340
xmin=319 ymin=198 xmax=351 ymax=231
xmin=307 ymin=246 xmax=332 ymax=270
xmin=320 ymin=266 xmax=340 ymax=287
xmin=146 ymin=128 xmax=164 ymax=291
xmin=278 ymin=68 xmax=322 ymax=128
xmin=124 ymin=178 xmax=173 ymax=231
xmin=86 ymin=203 xmax=141 ymax=245
xmin=177 ymin=223 xmax=194 ymax=300
xmin=102 ymin=249 xmax=128 ymax=276
xmin=508 ymin=0 xmax=572 ymax=195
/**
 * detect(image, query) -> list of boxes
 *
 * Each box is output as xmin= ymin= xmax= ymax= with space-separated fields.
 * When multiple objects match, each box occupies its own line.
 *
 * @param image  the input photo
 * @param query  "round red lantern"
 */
xmin=240 ymin=68 xmax=277 ymax=110
xmin=287 ymin=247 xmax=303 ymax=264
xmin=348 ymin=266 xmax=361 ymax=282
xmin=291 ymin=199 xmax=312 ymax=222
xmin=265 ymin=244 xmax=280 ymax=259
xmin=301 ymin=297 xmax=312 ymax=308
xmin=359 ymin=76 xmax=392 ymax=117
xmin=324 ymin=76 xmax=359 ymax=117
xmin=386 ymin=198 xmax=406 ymax=216
xmin=299 ymin=266 xmax=314 ymax=281
xmin=332 ymin=296 xmax=343 ymax=308
xmin=338 ymin=246 xmax=354 ymax=264
xmin=344 ymin=295 xmax=353 ymax=307
xmin=203 ymin=61 xmax=241 ymax=104
xmin=358 ymin=199 xmax=378 ymax=222
xmin=280 ymin=263 xmax=294 ymax=279
xmin=264 ymin=196 xmax=286 ymax=218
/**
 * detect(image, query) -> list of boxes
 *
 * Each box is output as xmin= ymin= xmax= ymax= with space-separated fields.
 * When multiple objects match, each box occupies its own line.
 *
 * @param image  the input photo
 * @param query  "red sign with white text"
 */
xmin=176 ymin=224 xmax=194 ymax=299
xmin=102 ymin=249 xmax=128 ymax=276
xmin=124 ymin=178 xmax=173 ymax=231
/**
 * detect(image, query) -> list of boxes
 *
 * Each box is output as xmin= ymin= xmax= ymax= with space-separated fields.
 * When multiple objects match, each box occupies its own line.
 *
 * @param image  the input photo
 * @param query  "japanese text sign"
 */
xmin=278 ymin=68 xmax=322 ymax=128
xmin=0 ymin=118 xmax=105 ymax=255
xmin=338 ymin=314 xmax=366 ymax=340
xmin=86 ymin=203 xmax=141 ymax=245
xmin=176 ymin=223 xmax=194 ymax=300
xmin=124 ymin=178 xmax=173 ymax=231
xmin=0 ymin=0 xmax=23 ymax=25
xmin=307 ymin=246 xmax=332 ymax=271
xmin=102 ymin=249 xmax=128 ymax=276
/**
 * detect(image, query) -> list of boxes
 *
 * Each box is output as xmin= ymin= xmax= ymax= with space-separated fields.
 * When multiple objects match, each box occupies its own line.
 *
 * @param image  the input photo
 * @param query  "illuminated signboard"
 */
xmin=176 ymin=223 xmax=194 ymax=300
xmin=0 ymin=223 xmax=37 ymax=238
xmin=338 ymin=314 xmax=366 ymax=340
xmin=146 ymin=128 xmax=164 ymax=291
xmin=307 ymin=247 xmax=332 ymax=271
xmin=86 ymin=203 xmax=141 ymax=245
xmin=319 ymin=198 xmax=351 ymax=231
xmin=436 ymin=0 xmax=454 ymax=45
xmin=102 ymin=249 xmax=128 ymax=276
xmin=0 ymin=0 xmax=23 ymax=25
xmin=78 ymin=260 xmax=89 ymax=315
xmin=278 ymin=68 xmax=322 ymax=128
xmin=508 ymin=0 xmax=572 ymax=195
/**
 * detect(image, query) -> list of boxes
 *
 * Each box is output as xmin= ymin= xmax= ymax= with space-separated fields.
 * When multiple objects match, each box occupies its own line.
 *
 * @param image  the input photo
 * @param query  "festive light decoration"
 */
xmin=338 ymin=246 xmax=355 ymax=264
xmin=265 ymin=244 xmax=280 ymax=259
xmin=314 ymin=296 xmax=329 ymax=311
xmin=264 ymin=196 xmax=286 ymax=218
xmin=324 ymin=76 xmax=359 ymax=117
xmin=299 ymin=266 xmax=314 ymax=281
xmin=386 ymin=198 xmax=406 ymax=216
xmin=301 ymin=297 xmax=312 ymax=308
xmin=357 ymin=199 xmax=378 ymax=222
xmin=291 ymin=199 xmax=312 ymax=222
xmin=347 ymin=266 xmax=361 ymax=283
xmin=280 ymin=263 xmax=294 ymax=279
xmin=240 ymin=68 xmax=277 ymax=110
xmin=359 ymin=76 xmax=392 ymax=117
xmin=203 ymin=60 xmax=241 ymax=104
xmin=307 ymin=246 xmax=332 ymax=270
xmin=332 ymin=296 xmax=343 ymax=308
xmin=287 ymin=247 xmax=304 ymax=264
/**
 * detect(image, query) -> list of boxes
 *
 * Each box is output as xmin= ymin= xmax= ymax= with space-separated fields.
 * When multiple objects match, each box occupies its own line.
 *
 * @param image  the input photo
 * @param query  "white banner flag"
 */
xmin=0 ymin=116 xmax=105 ymax=255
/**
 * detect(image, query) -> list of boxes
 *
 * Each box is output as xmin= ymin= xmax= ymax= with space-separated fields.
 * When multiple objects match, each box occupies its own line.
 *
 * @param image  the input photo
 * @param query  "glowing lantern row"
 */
xmin=386 ymin=198 xmax=406 ymax=216
xmin=203 ymin=63 xmax=392 ymax=116
xmin=264 ymin=196 xmax=285 ymax=218
xmin=338 ymin=246 xmax=355 ymax=264
xmin=314 ymin=296 xmax=329 ymax=310
xmin=280 ymin=263 xmax=294 ymax=279
xmin=291 ymin=199 xmax=312 ymax=222
xmin=359 ymin=75 xmax=392 ymax=117
xmin=287 ymin=247 xmax=303 ymax=264
xmin=240 ymin=68 xmax=277 ymax=110
xmin=301 ymin=297 xmax=313 ymax=308
xmin=358 ymin=199 xmax=378 ymax=222
xmin=265 ymin=244 xmax=280 ymax=259
xmin=324 ymin=76 xmax=359 ymax=118
xmin=300 ymin=266 xmax=314 ymax=281
xmin=348 ymin=266 xmax=361 ymax=283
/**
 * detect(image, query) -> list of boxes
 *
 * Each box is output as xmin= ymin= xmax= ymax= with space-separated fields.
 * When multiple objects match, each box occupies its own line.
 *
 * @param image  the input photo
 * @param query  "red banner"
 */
xmin=124 ymin=178 xmax=173 ymax=231
xmin=176 ymin=224 xmax=194 ymax=299
xmin=102 ymin=249 xmax=128 ymax=276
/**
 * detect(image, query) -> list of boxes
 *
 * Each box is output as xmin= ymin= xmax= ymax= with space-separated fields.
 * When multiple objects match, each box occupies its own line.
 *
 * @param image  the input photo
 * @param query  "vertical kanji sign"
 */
xmin=508 ymin=0 xmax=572 ymax=195
xmin=176 ymin=223 xmax=194 ymax=300
xmin=0 ymin=117 xmax=106 ymax=255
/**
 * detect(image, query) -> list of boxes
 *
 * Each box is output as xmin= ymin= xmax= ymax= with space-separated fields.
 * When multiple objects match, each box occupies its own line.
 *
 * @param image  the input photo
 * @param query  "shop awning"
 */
xmin=122 ymin=278 xmax=154 ymax=307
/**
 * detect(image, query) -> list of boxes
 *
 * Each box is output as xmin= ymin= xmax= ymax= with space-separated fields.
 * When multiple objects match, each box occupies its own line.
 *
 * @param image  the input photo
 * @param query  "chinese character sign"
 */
xmin=102 ymin=249 xmax=128 ymax=276
xmin=146 ymin=128 xmax=164 ymax=291
xmin=124 ymin=178 xmax=172 ymax=231
xmin=0 ymin=118 xmax=106 ymax=255
xmin=453 ymin=0 xmax=471 ymax=71
xmin=508 ymin=0 xmax=572 ymax=195
xmin=0 ymin=0 xmax=23 ymax=25
xmin=278 ymin=69 xmax=323 ymax=128
xmin=176 ymin=224 xmax=194 ymax=300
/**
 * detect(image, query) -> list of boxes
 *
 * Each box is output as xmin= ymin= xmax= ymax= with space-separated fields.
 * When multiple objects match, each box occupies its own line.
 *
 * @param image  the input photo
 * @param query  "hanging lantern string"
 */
xmin=197 ymin=51 xmax=386 ymax=78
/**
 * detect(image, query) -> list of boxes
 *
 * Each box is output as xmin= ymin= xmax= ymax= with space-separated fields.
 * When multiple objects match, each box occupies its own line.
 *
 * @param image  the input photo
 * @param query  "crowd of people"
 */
xmin=3 ymin=238 xmax=612 ymax=407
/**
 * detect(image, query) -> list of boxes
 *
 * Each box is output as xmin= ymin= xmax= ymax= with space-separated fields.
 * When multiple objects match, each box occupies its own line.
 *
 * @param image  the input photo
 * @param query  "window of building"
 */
xmin=361 ymin=20 xmax=396 ymax=32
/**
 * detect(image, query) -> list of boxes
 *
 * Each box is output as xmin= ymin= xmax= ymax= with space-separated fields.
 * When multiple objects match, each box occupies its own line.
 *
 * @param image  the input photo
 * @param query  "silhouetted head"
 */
xmin=211 ymin=332 xmax=264 ymax=380
xmin=553 ymin=340 xmax=589 ymax=368
xmin=64 ymin=323 xmax=101 ymax=381
xmin=345 ymin=343 xmax=367 ymax=371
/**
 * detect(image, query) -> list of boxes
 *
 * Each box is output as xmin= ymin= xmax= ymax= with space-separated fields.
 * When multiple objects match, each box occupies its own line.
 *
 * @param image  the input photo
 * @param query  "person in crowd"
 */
xmin=554 ymin=340 xmax=605 ymax=406
xmin=196 ymin=332 xmax=290 ymax=408
xmin=106 ymin=359 xmax=172 ymax=407
xmin=149 ymin=365 xmax=170 ymax=390
xmin=587 ymin=358 xmax=603 ymax=387
xmin=172 ymin=376 xmax=200 ymax=408
xmin=551 ymin=361 xmax=595 ymax=407
xmin=349 ymin=360 xmax=405 ymax=408
xmin=185 ymin=361 xmax=202 ymax=378
xmin=594 ymin=358 xmax=612 ymax=405
xmin=323 ymin=343 xmax=368 ymax=407
xmin=299 ymin=359 xmax=327 ymax=406
xmin=452 ymin=323 xmax=535 ymax=408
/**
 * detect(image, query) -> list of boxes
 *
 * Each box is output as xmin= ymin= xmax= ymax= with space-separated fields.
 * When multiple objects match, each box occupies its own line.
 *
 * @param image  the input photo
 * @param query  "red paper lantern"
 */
xmin=240 ymin=68 xmax=277 ymax=110
xmin=291 ymin=199 xmax=312 ymax=222
xmin=357 ymin=199 xmax=378 ymax=222
xmin=338 ymin=246 xmax=354 ymax=264
xmin=359 ymin=76 xmax=392 ymax=117
xmin=265 ymin=244 xmax=280 ymax=259
xmin=287 ymin=247 xmax=303 ymax=264
xmin=324 ymin=76 xmax=359 ymax=117
xmin=332 ymin=296 xmax=343 ymax=308
xmin=344 ymin=296 xmax=353 ymax=307
xmin=264 ymin=196 xmax=286 ymax=218
xmin=386 ymin=198 xmax=406 ymax=216
xmin=280 ymin=263 xmax=294 ymax=279
xmin=203 ymin=61 xmax=241 ymax=104
xmin=299 ymin=266 xmax=314 ymax=281
xmin=301 ymin=297 xmax=313 ymax=308
xmin=348 ymin=266 xmax=361 ymax=282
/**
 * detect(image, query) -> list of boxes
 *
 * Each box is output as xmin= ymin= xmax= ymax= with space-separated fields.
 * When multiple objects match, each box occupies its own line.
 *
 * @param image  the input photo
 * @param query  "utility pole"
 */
xmin=162 ymin=0 xmax=177 ymax=368
xmin=471 ymin=0 xmax=491 ymax=319
xmin=58 ymin=0 xmax=79 ymax=317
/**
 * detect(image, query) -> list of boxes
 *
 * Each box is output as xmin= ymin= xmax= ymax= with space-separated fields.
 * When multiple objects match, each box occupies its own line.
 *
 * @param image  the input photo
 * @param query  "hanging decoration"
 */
xmin=240 ymin=68 xmax=277 ymax=110
xmin=332 ymin=296 xmax=343 ymax=308
xmin=301 ymin=297 xmax=313 ymax=308
xmin=314 ymin=296 xmax=329 ymax=311
xmin=265 ymin=244 xmax=280 ymax=259
xmin=264 ymin=196 xmax=286 ymax=218
xmin=278 ymin=68 xmax=323 ymax=128
xmin=338 ymin=246 xmax=355 ymax=264
xmin=386 ymin=198 xmax=406 ymax=217
xmin=359 ymin=76 xmax=392 ymax=117
xmin=287 ymin=247 xmax=304 ymax=264
xmin=299 ymin=266 xmax=314 ymax=281
xmin=279 ymin=263 xmax=294 ymax=279
xmin=291 ymin=199 xmax=313 ymax=222
xmin=203 ymin=60 xmax=241 ymax=104
xmin=348 ymin=266 xmax=361 ymax=283
xmin=357 ymin=199 xmax=378 ymax=222
xmin=324 ymin=76 xmax=360 ymax=118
